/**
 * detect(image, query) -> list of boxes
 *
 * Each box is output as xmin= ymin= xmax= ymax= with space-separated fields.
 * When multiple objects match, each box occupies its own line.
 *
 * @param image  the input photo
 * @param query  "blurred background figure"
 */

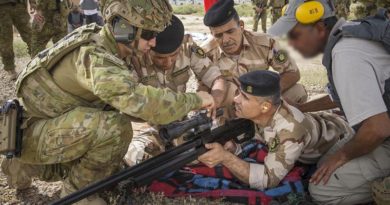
xmin=80 ymin=0 xmax=99 ymax=25
xmin=252 ymin=0 xmax=268 ymax=33
xmin=29 ymin=0 xmax=72 ymax=56
xmin=0 ymin=0 xmax=32 ymax=80
xmin=269 ymin=0 xmax=288 ymax=24
xmin=67 ymin=5 xmax=84 ymax=32
xmin=334 ymin=0 xmax=351 ymax=19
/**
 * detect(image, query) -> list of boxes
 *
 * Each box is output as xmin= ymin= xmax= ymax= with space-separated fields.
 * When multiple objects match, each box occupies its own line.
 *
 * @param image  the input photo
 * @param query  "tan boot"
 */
xmin=372 ymin=177 xmax=390 ymax=205
xmin=6 ymin=70 xmax=18 ymax=80
xmin=1 ymin=158 xmax=32 ymax=190
xmin=61 ymin=184 xmax=107 ymax=205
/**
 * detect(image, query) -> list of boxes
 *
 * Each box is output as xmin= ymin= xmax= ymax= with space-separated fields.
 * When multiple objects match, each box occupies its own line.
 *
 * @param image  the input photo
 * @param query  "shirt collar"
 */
xmin=328 ymin=18 xmax=347 ymax=40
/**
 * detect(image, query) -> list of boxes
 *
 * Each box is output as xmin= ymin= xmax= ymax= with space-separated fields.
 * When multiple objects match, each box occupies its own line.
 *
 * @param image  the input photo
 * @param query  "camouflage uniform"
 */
xmin=0 ymin=0 xmax=31 ymax=71
xmin=125 ymin=34 xmax=222 ymax=165
xmin=249 ymin=101 xmax=353 ymax=189
xmin=30 ymin=0 xmax=70 ymax=56
xmin=269 ymin=0 xmax=287 ymax=24
xmin=372 ymin=176 xmax=390 ymax=205
xmin=351 ymin=0 xmax=376 ymax=19
xmin=201 ymin=30 xmax=307 ymax=118
xmin=252 ymin=0 xmax=268 ymax=33
xmin=334 ymin=0 xmax=351 ymax=19
xmin=1 ymin=20 xmax=203 ymax=200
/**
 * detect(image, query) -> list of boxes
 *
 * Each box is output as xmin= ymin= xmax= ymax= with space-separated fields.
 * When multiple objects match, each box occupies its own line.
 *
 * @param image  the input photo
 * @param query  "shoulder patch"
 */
xmin=268 ymin=137 xmax=280 ymax=152
xmin=273 ymin=50 xmax=288 ymax=64
xmin=191 ymin=45 xmax=206 ymax=58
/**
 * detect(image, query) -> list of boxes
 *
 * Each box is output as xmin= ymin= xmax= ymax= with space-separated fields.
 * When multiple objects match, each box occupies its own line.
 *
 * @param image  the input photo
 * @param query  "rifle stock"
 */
xmin=51 ymin=118 xmax=255 ymax=205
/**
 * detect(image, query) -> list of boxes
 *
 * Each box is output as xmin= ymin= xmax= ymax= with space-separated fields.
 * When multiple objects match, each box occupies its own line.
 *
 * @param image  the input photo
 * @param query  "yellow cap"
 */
xmin=295 ymin=1 xmax=324 ymax=24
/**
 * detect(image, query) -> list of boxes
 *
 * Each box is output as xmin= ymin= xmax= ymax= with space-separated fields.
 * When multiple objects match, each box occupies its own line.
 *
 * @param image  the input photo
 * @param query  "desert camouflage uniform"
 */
xmin=0 ymin=0 xmax=31 ymax=71
xmin=269 ymin=0 xmax=287 ymax=24
xmin=1 ymin=24 xmax=202 ymax=194
xmin=334 ymin=0 xmax=351 ymax=19
xmin=201 ymin=30 xmax=307 ymax=118
xmin=249 ymin=101 xmax=353 ymax=190
xmin=30 ymin=0 xmax=71 ymax=56
xmin=252 ymin=0 xmax=268 ymax=33
xmin=125 ymin=34 xmax=222 ymax=165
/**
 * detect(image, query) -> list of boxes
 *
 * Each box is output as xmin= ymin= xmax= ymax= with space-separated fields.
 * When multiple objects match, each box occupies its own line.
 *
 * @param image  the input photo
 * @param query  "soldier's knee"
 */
xmin=89 ymin=108 xmax=133 ymax=154
xmin=282 ymin=83 xmax=308 ymax=104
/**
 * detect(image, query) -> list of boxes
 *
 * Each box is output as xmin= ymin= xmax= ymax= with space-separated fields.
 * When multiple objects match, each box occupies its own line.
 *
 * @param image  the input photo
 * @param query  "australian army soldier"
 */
xmin=201 ymin=0 xmax=307 ymax=119
xmin=269 ymin=0 xmax=390 ymax=204
xmin=252 ymin=0 xmax=268 ymax=33
xmin=125 ymin=15 xmax=225 ymax=165
xmin=0 ymin=0 xmax=32 ymax=80
xmin=1 ymin=0 xmax=215 ymax=204
xmin=29 ymin=0 xmax=72 ymax=56
xmin=198 ymin=70 xmax=352 ymax=190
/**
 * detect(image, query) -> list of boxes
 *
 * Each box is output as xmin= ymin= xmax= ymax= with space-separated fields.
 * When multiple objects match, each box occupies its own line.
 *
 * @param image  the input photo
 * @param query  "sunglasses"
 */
xmin=141 ymin=29 xmax=158 ymax=40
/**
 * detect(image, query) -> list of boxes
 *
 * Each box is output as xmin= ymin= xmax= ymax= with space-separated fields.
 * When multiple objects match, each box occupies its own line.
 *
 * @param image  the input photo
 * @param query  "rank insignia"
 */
xmin=192 ymin=45 xmax=206 ymax=58
xmin=274 ymin=50 xmax=288 ymax=64
xmin=246 ymin=85 xmax=253 ymax=93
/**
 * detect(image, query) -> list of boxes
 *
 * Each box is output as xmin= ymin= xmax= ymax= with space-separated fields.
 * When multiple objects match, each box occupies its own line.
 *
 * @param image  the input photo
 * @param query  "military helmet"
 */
xmin=101 ymin=0 xmax=172 ymax=32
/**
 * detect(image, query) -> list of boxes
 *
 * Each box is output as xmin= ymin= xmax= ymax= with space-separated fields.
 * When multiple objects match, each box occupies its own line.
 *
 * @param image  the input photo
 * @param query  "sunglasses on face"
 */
xmin=141 ymin=29 xmax=158 ymax=40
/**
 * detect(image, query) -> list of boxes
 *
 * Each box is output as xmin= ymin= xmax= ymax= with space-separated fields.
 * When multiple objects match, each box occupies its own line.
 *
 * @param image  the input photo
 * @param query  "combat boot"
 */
xmin=372 ymin=177 xmax=390 ymax=205
xmin=1 ymin=158 xmax=32 ymax=190
xmin=61 ymin=184 xmax=107 ymax=205
xmin=6 ymin=70 xmax=18 ymax=80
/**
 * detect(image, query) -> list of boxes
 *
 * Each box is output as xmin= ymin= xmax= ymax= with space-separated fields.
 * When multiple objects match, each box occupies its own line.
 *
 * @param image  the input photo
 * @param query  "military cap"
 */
xmin=152 ymin=15 xmax=184 ymax=54
xmin=203 ymin=0 xmax=237 ymax=27
xmin=238 ymin=70 xmax=281 ymax=96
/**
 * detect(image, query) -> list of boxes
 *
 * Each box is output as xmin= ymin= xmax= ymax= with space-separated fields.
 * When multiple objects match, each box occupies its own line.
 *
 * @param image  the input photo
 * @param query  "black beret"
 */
xmin=238 ymin=70 xmax=281 ymax=97
xmin=204 ymin=0 xmax=237 ymax=27
xmin=152 ymin=15 xmax=184 ymax=54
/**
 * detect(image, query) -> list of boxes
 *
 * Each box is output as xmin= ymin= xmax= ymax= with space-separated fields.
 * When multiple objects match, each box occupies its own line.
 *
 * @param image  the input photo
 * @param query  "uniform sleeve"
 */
xmin=332 ymin=42 xmax=387 ymax=127
xmin=249 ymin=127 xmax=305 ymax=190
xmin=75 ymin=46 xmax=203 ymax=125
xmin=268 ymin=40 xmax=299 ymax=74
xmin=189 ymin=44 xmax=222 ymax=88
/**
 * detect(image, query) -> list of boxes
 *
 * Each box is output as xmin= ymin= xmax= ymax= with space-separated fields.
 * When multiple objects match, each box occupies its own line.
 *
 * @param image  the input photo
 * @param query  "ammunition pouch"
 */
xmin=0 ymin=100 xmax=24 ymax=158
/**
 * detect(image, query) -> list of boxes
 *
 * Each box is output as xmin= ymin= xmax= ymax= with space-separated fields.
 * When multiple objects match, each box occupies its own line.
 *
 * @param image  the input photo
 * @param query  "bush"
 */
xmin=173 ymin=4 xmax=204 ymax=15
xmin=172 ymin=3 xmax=254 ymax=17
xmin=235 ymin=4 xmax=254 ymax=17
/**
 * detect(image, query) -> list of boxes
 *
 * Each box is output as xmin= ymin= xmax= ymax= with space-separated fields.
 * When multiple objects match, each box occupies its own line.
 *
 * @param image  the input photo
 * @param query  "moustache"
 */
xmin=223 ymin=42 xmax=236 ymax=48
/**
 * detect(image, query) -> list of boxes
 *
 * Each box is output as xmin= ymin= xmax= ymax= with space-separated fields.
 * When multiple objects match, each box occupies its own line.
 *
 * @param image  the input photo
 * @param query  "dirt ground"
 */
xmin=0 ymin=15 xmax=327 ymax=205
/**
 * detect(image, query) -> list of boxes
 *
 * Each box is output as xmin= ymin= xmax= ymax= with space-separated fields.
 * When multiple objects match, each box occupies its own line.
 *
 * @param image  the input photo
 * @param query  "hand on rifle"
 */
xmin=255 ymin=7 xmax=263 ymax=13
xmin=198 ymin=143 xmax=230 ymax=168
xmin=223 ymin=140 xmax=238 ymax=153
xmin=197 ymin=91 xmax=216 ymax=119
xmin=210 ymin=77 xmax=226 ymax=118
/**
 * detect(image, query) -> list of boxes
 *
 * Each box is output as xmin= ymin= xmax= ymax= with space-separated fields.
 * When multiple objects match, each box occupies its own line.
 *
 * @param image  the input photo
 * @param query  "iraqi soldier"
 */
xmin=124 ymin=15 xmax=225 ymax=165
xmin=0 ymin=0 xmax=215 ymax=204
xmin=268 ymin=0 xmax=390 ymax=204
xmin=29 ymin=0 xmax=71 ymax=56
xmin=201 ymin=0 xmax=307 ymax=119
xmin=0 ymin=0 xmax=32 ymax=80
xmin=269 ymin=0 xmax=287 ymax=24
xmin=198 ymin=70 xmax=352 ymax=190
xmin=252 ymin=0 xmax=268 ymax=33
